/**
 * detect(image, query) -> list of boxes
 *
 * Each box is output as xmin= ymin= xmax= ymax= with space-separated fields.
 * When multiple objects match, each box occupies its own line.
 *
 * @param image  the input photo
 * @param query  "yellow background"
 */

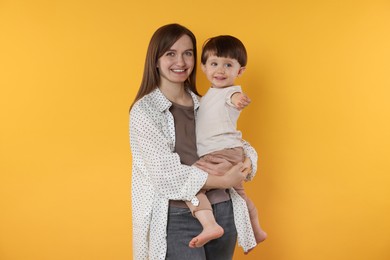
xmin=1 ymin=0 xmax=389 ymax=259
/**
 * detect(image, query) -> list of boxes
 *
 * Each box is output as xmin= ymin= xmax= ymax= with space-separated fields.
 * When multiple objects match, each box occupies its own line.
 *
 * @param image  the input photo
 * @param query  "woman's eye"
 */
xmin=185 ymin=51 xmax=193 ymax=56
xmin=166 ymin=52 xmax=175 ymax=57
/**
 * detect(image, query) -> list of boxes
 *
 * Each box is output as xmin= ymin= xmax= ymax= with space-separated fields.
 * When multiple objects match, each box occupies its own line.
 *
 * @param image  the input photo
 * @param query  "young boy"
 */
xmin=187 ymin=35 xmax=267 ymax=251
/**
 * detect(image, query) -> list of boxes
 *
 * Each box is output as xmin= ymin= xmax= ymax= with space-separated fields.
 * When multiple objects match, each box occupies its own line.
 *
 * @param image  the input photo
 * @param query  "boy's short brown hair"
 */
xmin=201 ymin=35 xmax=247 ymax=66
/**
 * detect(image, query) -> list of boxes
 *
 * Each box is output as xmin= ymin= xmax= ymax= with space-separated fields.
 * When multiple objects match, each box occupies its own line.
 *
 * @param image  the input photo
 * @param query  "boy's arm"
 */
xmin=230 ymin=92 xmax=251 ymax=110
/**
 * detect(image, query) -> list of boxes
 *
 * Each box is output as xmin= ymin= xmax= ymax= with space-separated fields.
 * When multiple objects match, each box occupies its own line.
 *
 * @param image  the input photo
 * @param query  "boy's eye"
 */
xmin=210 ymin=62 xmax=218 ymax=66
xmin=225 ymin=63 xmax=232 ymax=68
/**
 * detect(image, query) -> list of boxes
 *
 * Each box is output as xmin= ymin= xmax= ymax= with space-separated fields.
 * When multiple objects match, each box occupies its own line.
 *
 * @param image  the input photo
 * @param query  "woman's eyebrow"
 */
xmin=167 ymin=48 xmax=193 ymax=52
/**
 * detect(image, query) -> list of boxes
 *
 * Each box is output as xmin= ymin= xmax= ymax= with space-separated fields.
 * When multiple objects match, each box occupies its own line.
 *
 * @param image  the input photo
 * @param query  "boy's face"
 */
xmin=201 ymin=55 xmax=245 ymax=88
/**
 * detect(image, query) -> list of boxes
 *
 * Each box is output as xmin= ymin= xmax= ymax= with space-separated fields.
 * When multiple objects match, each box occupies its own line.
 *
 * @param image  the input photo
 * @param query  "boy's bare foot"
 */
xmin=244 ymin=230 xmax=268 ymax=255
xmin=255 ymin=230 xmax=267 ymax=244
xmin=188 ymin=224 xmax=224 ymax=248
xmin=247 ymin=206 xmax=267 ymax=244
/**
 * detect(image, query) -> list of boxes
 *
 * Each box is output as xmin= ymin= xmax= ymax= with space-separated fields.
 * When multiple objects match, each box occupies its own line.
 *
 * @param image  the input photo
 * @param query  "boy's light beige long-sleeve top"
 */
xmin=130 ymin=88 xmax=257 ymax=260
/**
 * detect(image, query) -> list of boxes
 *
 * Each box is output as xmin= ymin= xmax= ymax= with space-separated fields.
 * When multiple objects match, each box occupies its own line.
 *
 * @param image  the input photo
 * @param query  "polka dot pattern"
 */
xmin=129 ymin=88 xmax=258 ymax=259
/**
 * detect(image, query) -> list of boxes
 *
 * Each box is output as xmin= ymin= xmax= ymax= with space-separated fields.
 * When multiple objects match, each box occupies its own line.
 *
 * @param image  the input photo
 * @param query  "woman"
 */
xmin=129 ymin=23 xmax=257 ymax=259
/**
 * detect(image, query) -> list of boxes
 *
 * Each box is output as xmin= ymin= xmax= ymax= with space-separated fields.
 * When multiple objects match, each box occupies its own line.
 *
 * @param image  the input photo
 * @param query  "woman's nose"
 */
xmin=176 ymin=55 xmax=185 ymax=65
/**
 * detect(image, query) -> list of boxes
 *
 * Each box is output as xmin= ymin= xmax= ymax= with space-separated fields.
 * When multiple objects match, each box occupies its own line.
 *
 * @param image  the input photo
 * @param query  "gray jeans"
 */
xmin=166 ymin=200 xmax=237 ymax=260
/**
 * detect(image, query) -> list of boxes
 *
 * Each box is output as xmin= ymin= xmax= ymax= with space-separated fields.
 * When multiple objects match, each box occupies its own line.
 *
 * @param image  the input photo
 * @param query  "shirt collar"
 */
xmin=151 ymin=88 xmax=200 ymax=112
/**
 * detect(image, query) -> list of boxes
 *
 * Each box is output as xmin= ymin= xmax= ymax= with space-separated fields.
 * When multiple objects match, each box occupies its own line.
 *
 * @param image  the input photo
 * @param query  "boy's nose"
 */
xmin=216 ymin=66 xmax=225 ymax=73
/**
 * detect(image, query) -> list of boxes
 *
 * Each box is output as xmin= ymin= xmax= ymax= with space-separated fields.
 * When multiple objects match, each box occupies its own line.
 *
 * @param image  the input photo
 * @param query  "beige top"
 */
xmin=130 ymin=88 xmax=258 ymax=259
xmin=196 ymin=86 xmax=243 ymax=157
xmin=169 ymin=102 xmax=230 ymax=207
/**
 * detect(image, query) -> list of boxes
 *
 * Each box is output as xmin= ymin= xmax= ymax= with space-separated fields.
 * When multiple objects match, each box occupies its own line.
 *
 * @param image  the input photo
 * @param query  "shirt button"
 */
xmin=191 ymin=197 xmax=199 ymax=206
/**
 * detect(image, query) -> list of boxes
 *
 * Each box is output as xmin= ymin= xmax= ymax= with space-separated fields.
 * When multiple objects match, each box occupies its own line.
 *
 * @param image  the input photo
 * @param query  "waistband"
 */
xmin=169 ymin=189 xmax=230 ymax=208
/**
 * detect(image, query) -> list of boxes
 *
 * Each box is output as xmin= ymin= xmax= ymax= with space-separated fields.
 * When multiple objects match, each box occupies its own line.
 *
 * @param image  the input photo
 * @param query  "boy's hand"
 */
xmin=231 ymin=92 xmax=251 ymax=110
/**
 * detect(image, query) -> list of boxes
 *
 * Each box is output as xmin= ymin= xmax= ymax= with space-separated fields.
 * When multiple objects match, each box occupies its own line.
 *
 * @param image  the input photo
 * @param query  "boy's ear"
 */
xmin=238 ymin=66 xmax=246 ymax=77
xmin=201 ymin=63 xmax=206 ymax=73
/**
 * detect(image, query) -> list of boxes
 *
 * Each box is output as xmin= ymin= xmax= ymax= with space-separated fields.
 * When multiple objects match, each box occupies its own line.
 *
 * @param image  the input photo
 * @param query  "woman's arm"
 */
xmin=202 ymin=162 xmax=250 ymax=190
xmin=130 ymin=103 xmax=207 ymax=202
xmin=194 ymin=140 xmax=258 ymax=182
xmin=242 ymin=140 xmax=258 ymax=181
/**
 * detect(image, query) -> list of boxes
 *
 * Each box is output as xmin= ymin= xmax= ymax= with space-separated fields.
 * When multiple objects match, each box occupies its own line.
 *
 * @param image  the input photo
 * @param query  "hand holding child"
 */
xmin=194 ymin=155 xmax=234 ymax=176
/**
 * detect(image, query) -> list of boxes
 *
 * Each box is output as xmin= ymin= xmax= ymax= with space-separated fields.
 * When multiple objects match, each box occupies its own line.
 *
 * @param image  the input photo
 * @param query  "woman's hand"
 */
xmin=242 ymin=157 xmax=252 ymax=178
xmin=202 ymin=162 xmax=249 ymax=190
xmin=194 ymin=155 xmax=233 ymax=176
xmin=222 ymin=162 xmax=248 ymax=188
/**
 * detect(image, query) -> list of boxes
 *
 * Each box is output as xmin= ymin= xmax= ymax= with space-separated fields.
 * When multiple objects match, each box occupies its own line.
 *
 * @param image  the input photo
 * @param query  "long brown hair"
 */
xmin=130 ymin=23 xmax=199 ymax=109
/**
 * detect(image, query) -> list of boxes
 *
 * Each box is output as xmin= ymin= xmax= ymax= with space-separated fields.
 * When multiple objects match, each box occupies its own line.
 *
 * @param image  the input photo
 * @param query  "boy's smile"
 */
xmin=201 ymin=55 xmax=245 ymax=88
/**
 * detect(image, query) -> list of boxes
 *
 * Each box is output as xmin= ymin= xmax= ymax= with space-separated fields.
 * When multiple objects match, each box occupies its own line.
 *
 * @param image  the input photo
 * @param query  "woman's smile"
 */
xmin=157 ymin=34 xmax=195 ymax=87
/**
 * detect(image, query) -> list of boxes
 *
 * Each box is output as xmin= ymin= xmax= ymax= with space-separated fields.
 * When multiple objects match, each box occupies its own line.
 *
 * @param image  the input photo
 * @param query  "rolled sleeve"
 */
xmin=241 ymin=139 xmax=258 ymax=181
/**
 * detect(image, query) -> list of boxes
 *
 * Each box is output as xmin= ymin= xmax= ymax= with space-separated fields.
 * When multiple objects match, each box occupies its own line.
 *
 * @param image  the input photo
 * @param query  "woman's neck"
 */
xmin=159 ymin=83 xmax=193 ymax=107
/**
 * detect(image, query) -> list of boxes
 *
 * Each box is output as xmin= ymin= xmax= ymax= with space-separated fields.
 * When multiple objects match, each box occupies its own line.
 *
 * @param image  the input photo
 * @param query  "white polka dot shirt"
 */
xmin=129 ymin=88 xmax=258 ymax=259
